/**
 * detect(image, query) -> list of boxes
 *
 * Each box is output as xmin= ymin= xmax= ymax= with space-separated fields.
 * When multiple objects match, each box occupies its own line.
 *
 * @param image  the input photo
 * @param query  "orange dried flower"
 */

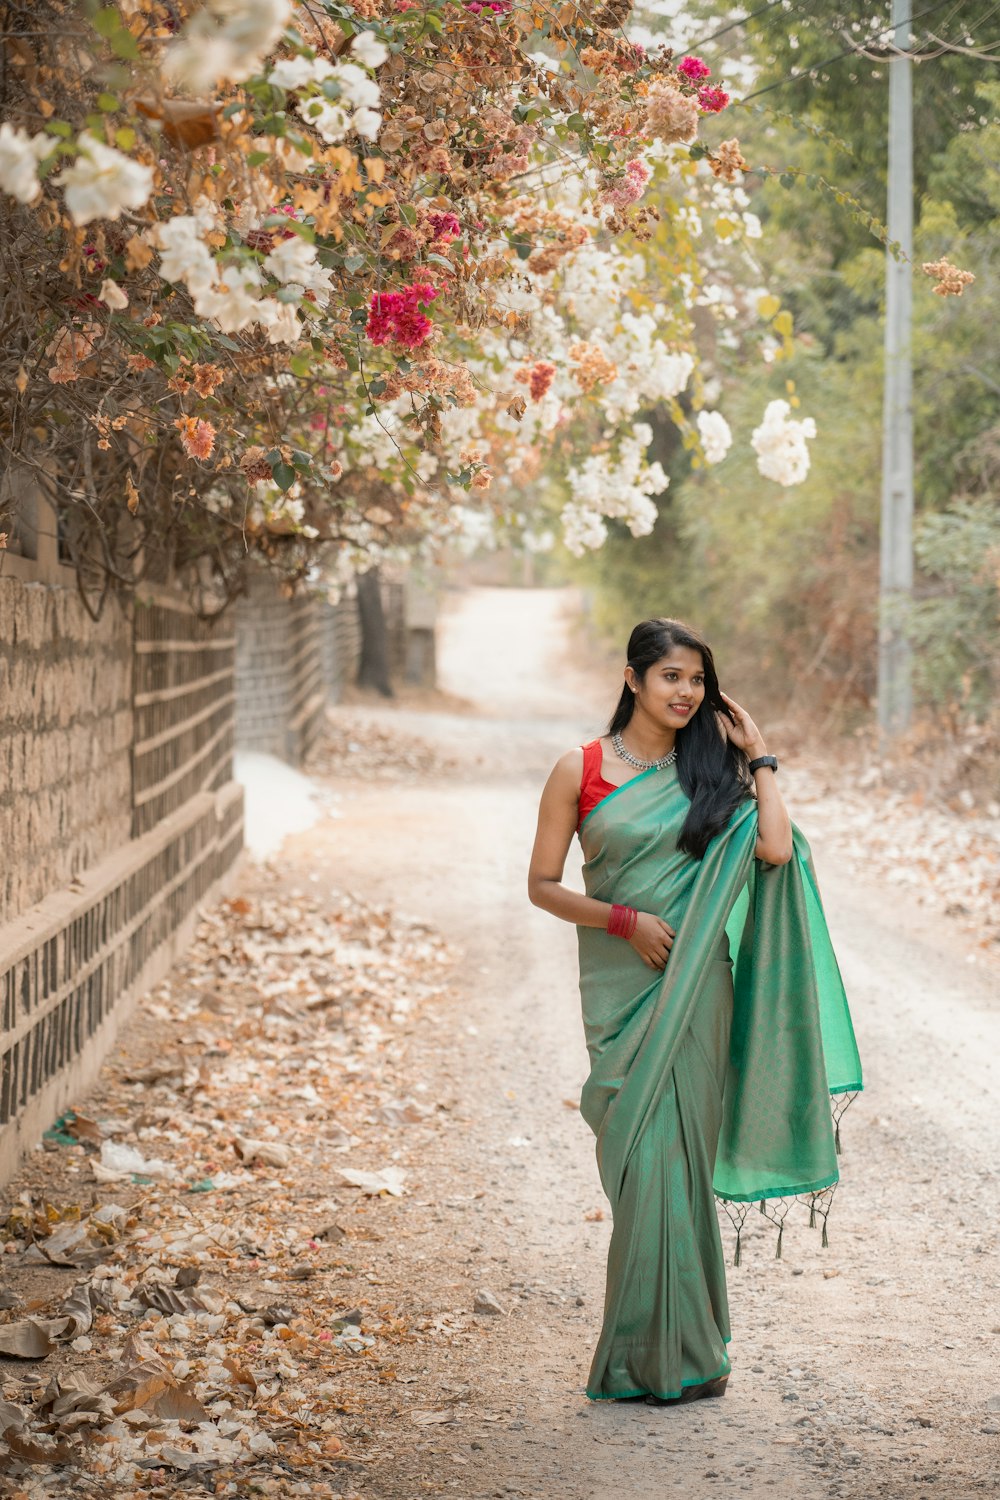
xmin=239 ymin=445 xmax=273 ymax=483
xmin=708 ymin=138 xmax=748 ymax=182
xmin=192 ymin=362 xmax=226 ymax=396
xmin=174 ymin=415 xmax=216 ymax=461
xmin=921 ymin=257 xmax=975 ymax=297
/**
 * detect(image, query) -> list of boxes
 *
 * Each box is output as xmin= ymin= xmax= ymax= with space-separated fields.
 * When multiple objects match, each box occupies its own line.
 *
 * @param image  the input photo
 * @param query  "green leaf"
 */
xmin=289 ymin=351 xmax=312 ymax=377
xmin=97 ymin=91 xmax=118 ymax=112
xmin=247 ymin=150 xmax=271 ymax=167
xmin=345 ymin=254 xmax=366 ymax=272
xmin=272 ymin=461 xmax=297 ymax=491
xmin=45 ymin=120 xmax=74 ymax=139
xmin=779 ymin=172 xmax=796 ymax=190
xmin=111 ymin=29 xmax=140 ymax=60
xmin=114 ymin=126 xmax=136 ymax=151
xmin=92 ymin=7 xmax=120 ymax=38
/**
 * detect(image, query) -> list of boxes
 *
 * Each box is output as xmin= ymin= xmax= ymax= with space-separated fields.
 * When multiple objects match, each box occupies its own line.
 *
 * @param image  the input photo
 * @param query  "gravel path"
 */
xmin=283 ymin=586 xmax=999 ymax=1499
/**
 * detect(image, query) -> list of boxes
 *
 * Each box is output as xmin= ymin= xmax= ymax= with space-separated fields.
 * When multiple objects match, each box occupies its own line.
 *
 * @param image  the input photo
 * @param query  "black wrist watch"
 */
xmin=748 ymin=754 xmax=778 ymax=774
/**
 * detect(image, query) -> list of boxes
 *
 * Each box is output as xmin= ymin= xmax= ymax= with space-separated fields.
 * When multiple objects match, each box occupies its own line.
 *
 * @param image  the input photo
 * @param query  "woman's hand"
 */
xmin=629 ymin=912 xmax=676 ymax=971
xmin=717 ymin=691 xmax=767 ymax=758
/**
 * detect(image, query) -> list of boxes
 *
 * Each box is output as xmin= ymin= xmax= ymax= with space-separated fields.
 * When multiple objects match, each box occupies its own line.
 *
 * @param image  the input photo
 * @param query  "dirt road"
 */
xmin=280 ymin=586 xmax=1000 ymax=1500
xmin=5 ymin=586 xmax=996 ymax=1500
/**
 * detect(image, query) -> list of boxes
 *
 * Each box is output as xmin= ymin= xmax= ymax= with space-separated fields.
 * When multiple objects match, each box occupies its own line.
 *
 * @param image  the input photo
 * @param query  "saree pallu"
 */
xmin=577 ymin=763 xmax=862 ymax=1401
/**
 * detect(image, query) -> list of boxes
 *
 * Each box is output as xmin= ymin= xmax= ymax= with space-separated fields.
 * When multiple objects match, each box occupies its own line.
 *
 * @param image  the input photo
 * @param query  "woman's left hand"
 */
xmin=717 ymin=691 xmax=766 ymax=758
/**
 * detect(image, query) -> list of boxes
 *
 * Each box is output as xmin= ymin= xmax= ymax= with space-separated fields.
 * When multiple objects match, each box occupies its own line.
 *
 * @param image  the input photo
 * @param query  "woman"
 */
xmin=527 ymin=618 xmax=861 ymax=1407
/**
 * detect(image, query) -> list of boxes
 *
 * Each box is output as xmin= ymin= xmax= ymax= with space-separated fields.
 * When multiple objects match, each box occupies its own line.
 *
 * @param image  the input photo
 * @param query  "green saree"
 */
xmin=577 ymin=762 xmax=862 ymax=1402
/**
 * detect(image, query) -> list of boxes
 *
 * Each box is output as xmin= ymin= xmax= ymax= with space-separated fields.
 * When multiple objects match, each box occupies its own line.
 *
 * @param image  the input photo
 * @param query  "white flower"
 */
xmin=268 ymin=53 xmax=335 ymax=90
xmin=742 ymin=211 xmax=762 ymax=239
xmin=751 ymin=399 xmax=816 ymax=486
xmin=696 ymin=410 xmax=732 ymax=464
xmin=268 ymin=55 xmax=318 ymax=90
xmin=166 ymin=0 xmax=292 ymax=89
xmin=564 ymin=424 xmax=668 ymax=552
xmin=351 ymin=32 xmax=388 ymax=68
xmin=297 ymin=98 xmax=349 ymax=144
xmin=156 ymin=214 xmax=219 ymax=297
xmin=99 ymin=278 xmax=129 ymax=310
xmin=195 ymin=264 xmax=263 ymax=332
xmin=352 ymin=107 xmax=382 ymax=142
xmin=263 ymin=237 xmax=333 ymax=304
xmin=55 ymin=133 xmax=152 ymax=225
xmin=561 ymin=504 xmax=608 ymax=557
xmin=333 ymin=63 xmax=380 ymax=111
xmin=0 ymin=122 xmax=51 ymax=205
xmin=257 ymin=297 xmax=302 ymax=344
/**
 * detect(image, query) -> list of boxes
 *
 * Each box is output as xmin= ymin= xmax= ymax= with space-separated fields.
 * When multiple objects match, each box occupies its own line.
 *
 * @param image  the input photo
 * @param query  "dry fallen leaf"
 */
xmin=0 ymin=1317 xmax=64 ymax=1359
xmin=233 ymin=1136 xmax=292 ymax=1168
xmin=331 ymin=1165 xmax=407 ymax=1197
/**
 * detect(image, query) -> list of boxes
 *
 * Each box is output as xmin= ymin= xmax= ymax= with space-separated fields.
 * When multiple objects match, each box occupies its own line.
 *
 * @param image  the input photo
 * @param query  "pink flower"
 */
xmin=601 ymin=157 xmax=651 ymax=211
xmin=175 ymin=416 xmax=217 ymax=461
xmin=697 ymin=85 xmax=730 ymax=113
xmin=428 ymin=211 xmax=461 ymax=243
xmin=529 ymin=361 xmax=556 ymax=401
xmin=366 ymin=282 xmax=438 ymax=348
xmin=464 ymin=0 xmax=512 ymax=12
xmin=678 ymin=55 xmax=711 ymax=82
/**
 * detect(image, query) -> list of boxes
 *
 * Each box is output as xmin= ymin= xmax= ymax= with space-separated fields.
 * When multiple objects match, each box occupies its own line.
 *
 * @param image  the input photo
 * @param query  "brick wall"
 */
xmin=234 ymin=571 xmax=365 ymax=761
xmin=132 ymin=588 xmax=236 ymax=838
xmin=0 ymin=481 xmax=244 ymax=1185
xmin=0 ymin=577 xmax=133 ymax=929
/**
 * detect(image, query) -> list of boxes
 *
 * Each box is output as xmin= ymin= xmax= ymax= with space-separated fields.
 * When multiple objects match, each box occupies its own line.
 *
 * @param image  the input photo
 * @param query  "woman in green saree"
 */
xmin=527 ymin=618 xmax=861 ymax=1407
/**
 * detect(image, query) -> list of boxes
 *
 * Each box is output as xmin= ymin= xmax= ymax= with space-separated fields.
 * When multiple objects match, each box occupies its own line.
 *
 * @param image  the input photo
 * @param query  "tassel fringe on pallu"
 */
xmin=716 ymin=1092 xmax=859 ymax=1265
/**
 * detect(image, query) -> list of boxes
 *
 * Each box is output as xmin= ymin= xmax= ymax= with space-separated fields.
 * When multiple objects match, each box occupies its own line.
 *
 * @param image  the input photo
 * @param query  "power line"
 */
xmin=687 ymin=0 xmax=790 ymax=52
xmin=739 ymin=0 xmax=968 ymax=102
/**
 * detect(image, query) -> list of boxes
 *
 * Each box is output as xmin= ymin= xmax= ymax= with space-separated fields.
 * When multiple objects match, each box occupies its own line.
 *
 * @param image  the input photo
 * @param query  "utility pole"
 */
xmin=877 ymin=0 xmax=914 ymax=738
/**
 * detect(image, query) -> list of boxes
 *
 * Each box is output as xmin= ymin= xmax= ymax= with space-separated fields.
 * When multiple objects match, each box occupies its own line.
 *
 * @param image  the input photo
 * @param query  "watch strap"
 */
xmin=748 ymin=754 xmax=778 ymax=774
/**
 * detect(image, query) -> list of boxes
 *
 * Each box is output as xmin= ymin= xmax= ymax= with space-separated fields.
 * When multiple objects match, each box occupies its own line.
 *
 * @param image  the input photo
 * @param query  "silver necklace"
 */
xmin=612 ymin=730 xmax=677 ymax=771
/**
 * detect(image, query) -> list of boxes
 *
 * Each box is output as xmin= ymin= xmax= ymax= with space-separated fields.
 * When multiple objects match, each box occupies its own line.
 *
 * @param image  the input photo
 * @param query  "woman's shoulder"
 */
xmin=550 ymin=738 xmax=603 ymax=788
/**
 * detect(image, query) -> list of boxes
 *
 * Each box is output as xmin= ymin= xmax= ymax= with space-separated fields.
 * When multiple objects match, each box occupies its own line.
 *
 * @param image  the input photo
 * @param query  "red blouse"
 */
xmin=577 ymin=737 xmax=621 ymax=832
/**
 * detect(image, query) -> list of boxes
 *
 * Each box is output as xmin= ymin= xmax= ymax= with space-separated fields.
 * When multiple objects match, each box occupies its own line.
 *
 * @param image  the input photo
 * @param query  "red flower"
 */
xmin=428 ymin=212 xmax=461 ymax=243
xmin=529 ymin=361 xmax=556 ymax=401
xmin=678 ymin=55 xmax=711 ymax=82
xmin=697 ymin=85 xmax=730 ymax=113
xmin=366 ymin=282 xmax=439 ymax=348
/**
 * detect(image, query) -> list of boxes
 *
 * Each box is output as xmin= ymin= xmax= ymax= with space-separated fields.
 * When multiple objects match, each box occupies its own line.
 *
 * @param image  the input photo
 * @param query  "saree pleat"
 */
xmin=576 ymin=764 xmax=862 ymax=1401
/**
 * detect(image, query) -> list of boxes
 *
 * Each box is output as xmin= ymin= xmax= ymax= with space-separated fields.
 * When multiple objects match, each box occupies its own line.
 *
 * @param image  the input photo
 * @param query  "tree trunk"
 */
xmin=356 ymin=566 xmax=394 ymax=697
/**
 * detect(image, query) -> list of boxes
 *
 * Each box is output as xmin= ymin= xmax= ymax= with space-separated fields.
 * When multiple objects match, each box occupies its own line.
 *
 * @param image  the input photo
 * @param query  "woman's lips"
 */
xmin=669 ymin=703 xmax=693 ymax=715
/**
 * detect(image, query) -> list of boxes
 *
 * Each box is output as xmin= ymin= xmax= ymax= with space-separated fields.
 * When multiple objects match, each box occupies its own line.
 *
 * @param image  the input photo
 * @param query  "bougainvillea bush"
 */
xmin=0 ymin=0 xmax=793 ymax=611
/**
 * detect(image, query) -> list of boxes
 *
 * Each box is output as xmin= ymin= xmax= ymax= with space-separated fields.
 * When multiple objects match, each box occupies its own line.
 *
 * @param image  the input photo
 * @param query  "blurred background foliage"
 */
xmin=562 ymin=2 xmax=999 ymax=753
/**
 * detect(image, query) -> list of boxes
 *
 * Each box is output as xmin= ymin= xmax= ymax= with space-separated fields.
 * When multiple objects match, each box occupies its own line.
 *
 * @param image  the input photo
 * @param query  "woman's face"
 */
xmin=628 ymin=645 xmax=706 ymax=730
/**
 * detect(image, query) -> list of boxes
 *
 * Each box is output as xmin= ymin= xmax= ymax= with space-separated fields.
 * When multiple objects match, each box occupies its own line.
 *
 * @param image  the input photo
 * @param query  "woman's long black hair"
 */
xmin=607 ymin=618 xmax=752 ymax=859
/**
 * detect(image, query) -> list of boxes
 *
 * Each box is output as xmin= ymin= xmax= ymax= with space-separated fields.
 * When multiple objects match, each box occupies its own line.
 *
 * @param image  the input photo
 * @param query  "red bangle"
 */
xmin=607 ymin=904 xmax=638 ymax=940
